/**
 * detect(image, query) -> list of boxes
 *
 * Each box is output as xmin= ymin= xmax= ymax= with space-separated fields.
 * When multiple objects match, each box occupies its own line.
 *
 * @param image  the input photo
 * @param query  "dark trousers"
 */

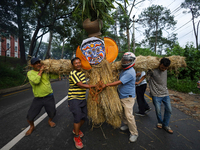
xmin=136 ymin=84 xmax=149 ymax=114
xmin=27 ymin=95 xmax=56 ymax=121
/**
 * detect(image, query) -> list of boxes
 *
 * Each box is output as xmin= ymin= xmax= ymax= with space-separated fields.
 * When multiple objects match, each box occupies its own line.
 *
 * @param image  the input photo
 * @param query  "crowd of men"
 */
xmin=26 ymin=53 xmax=173 ymax=149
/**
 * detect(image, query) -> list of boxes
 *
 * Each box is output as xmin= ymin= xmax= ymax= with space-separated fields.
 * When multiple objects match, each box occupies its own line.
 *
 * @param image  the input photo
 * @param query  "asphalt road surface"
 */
xmin=0 ymin=79 xmax=200 ymax=150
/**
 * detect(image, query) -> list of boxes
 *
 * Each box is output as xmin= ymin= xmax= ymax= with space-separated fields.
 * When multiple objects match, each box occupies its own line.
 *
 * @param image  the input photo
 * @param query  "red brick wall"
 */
xmin=1 ymin=35 xmax=20 ymax=58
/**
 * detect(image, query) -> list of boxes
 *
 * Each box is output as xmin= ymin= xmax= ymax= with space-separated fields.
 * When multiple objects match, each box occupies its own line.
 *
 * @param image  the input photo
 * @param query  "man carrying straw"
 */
xmin=26 ymin=58 xmax=56 ymax=136
xmin=147 ymin=57 xmax=173 ymax=134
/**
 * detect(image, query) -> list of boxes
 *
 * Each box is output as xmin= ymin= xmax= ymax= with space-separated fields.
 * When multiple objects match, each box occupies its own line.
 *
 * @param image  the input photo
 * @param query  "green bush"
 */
xmin=167 ymin=76 xmax=200 ymax=94
xmin=135 ymin=47 xmax=158 ymax=56
xmin=0 ymin=63 xmax=27 ymax=89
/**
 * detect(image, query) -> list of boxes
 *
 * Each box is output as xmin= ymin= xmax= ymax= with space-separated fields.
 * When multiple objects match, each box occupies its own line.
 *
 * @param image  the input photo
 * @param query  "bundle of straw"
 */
xmin=112 ymin=55 xmax=186 ymax=72
xmin=87 ymin=59 xmax=123 ymax=128
xmin=166 ymin=55 xmax=187 ymax=71
xmin=41 ymin=59 xmax=73 ymax=75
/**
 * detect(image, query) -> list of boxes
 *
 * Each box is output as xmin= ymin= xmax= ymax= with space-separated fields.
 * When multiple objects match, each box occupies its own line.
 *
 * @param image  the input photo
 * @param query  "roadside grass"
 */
xmin=167 ymin=76 xmax=200 ymax=94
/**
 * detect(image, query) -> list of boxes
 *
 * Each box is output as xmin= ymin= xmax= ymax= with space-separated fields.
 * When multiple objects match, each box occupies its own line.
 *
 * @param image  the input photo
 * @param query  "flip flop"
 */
xmin=163 ymin=126 xmax=173 ymax=134
xmin=157 ymin=123 xmax=162 ymax=129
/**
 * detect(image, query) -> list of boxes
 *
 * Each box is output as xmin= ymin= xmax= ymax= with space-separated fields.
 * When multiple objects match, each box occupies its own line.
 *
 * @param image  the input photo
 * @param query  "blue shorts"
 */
xmin=68 ymin=99 xmax=87 ymax=123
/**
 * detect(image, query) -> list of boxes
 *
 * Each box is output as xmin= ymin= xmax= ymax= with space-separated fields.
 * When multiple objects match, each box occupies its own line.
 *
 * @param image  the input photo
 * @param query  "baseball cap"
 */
xmin=31 ymin=58 xmax=40 ymax=65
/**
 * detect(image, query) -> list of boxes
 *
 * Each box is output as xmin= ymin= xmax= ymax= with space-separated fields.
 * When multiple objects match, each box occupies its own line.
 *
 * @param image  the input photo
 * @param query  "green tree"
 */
xmin=27 ymin=0 xmax=76 ymax=60
xmin=181 ymin=0 xmax=200 ymax=50
xmin=0 ymin=0 xmax=17 ymax=36
xmin=51 ymin=39 xmax=73 ymax=59
xmin=111 ymin=0 xmax=146 ymax=52
xmin=166 ymin=43 xmax=200 ymax=80
xmin=138 ymin=5 xmax=177 ymax=54
xmin=0 ymin=0 xmax=30 ymax=62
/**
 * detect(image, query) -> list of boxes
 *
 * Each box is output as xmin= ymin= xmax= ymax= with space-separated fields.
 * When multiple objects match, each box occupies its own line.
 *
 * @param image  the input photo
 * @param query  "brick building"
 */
xmin=0 ymin=35 xmax=20 ymax=58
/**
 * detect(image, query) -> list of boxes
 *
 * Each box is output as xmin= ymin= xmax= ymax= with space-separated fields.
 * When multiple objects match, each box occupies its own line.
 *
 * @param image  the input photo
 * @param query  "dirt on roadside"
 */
xmin=146 ymin=87 xmax=200 ymax=121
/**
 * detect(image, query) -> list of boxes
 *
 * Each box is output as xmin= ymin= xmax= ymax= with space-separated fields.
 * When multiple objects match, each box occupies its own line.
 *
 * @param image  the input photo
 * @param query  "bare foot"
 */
xmin=25 ymin=126 xmax=35 ymax=136
xmin=48 ymin=120 xmax=56 ymax=128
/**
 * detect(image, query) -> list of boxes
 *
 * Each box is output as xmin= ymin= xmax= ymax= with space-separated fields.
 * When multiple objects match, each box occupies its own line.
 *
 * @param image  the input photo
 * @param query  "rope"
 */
xmin=89 ymin=80 xmax=105 ymax=103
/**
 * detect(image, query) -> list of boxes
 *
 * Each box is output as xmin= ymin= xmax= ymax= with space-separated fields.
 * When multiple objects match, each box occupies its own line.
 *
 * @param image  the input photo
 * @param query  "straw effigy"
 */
xmin=35 ymin=55 xmax=186 ymax=128
xmin=86 ymin=59 xmax=122 ymax=128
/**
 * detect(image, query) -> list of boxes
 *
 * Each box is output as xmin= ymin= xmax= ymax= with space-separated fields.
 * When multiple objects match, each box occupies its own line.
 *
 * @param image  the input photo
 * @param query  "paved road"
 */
xmin=0 ymin=79 xmax=200 ymax=150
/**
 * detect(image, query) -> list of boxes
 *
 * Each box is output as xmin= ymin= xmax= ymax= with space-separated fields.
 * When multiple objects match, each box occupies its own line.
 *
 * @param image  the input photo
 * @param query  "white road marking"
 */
xmin=1 ymin=95 xmax=68 ymax=150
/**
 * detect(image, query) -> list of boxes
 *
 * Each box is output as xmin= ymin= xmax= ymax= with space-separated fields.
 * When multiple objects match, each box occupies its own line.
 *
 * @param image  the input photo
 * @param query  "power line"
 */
xmin=179 ymin=30 xmax=193 ymax=39
xmin=173 ymin=19 xmax=192 ymax=32
xmin=171 ymin=6 xmax=181 ymax=15
xmin=167 ymin=0 xmax=175 ymax=8
xmin=174 ymin=12 xmax=182 ymax=18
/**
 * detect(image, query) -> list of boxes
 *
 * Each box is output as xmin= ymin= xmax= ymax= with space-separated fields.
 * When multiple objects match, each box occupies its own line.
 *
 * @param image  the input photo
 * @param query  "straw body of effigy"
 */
xmin=86 ymin=59 xmax=123 ymax=128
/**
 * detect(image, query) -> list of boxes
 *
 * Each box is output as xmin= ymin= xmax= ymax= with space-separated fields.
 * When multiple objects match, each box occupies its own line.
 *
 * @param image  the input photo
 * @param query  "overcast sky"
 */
xmin=42 ymin=0 xmax=198 ymax=48
xmin=132 ymin=0 xmax=198 ymax=47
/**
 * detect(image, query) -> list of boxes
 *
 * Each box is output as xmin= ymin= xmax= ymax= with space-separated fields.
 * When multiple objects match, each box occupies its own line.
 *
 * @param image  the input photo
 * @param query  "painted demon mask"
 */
xmin=80 ymin=37 xmax=105 ymax=65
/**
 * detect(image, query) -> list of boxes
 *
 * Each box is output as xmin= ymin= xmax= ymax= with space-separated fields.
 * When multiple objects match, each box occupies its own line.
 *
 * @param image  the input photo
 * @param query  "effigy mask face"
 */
xmin=80 ymin=37 xmax=105 ymax=65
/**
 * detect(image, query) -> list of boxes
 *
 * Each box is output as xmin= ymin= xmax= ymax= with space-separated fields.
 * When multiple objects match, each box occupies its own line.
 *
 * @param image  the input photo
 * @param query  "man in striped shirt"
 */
xmin=68 ymin=57 xmax=96 ymax=149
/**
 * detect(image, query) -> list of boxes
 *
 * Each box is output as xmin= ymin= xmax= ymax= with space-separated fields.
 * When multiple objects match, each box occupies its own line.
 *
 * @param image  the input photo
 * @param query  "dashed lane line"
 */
xmin=144 ymin=93 xmax=152 ymax=101
xmin=0 ymin=95 xmax=68 ymax=150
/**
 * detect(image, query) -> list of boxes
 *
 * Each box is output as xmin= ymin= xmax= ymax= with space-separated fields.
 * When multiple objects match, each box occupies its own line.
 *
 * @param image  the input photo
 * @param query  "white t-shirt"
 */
xmin=136 ymin=71 xmax=147 ymax=86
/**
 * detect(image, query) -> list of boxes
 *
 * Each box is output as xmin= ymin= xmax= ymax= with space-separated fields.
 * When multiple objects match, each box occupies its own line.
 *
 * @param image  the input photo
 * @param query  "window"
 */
xmin=15 ymin=46 xmax=17 ymax=52
xmin=15 ymin=36 xmax=17 ymax=42
xmin=7 ymin=43 xmax=10 ymax=49
xmin=15 ymin=52 xmax=18 ymax=58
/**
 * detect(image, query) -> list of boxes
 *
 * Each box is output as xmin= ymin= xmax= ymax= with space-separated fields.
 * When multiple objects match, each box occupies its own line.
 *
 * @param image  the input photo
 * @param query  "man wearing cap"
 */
xmin=25 ymin=58 xmax=56 ymax=136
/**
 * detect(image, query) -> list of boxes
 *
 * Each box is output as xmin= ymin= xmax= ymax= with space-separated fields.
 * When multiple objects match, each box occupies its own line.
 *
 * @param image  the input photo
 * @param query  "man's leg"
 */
xmin=26 ymin=97 xmax=43 ymax=136
xmin=142 ymin=84 xmax=150 ymax=110
xmin=44 ymin=95 xmax=56 ymax=127
xmin=136 ymin=84 xmax=148 ymax=114
xmin=121 ymin=97 xmax=138 ymax=136
xmin=74 ymin=120 xmax=84 ymax=136
xmin=162 ymin=96 xmax=172 ymax=127
xmin=25 ymin=120 xmax=35 ymax=136
xmin=136 ymin=86 xmax=145 ymax=114
xmin=48 ymin=118 xmax=56 ymax=127
xmin=72 ymin=100 xmax=85 ymax=149
xmin=152 ymin=96 xmax=163 ymax=124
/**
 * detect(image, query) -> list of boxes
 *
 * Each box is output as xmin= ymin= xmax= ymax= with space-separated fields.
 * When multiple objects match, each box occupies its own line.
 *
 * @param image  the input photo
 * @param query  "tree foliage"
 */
xmin=138 ymin=5 xmax=177 ymax=54
xmin=166 ymin=42 xmax=200 ymax=80
xmin=181 ymin=0 xmax=200 ymax=50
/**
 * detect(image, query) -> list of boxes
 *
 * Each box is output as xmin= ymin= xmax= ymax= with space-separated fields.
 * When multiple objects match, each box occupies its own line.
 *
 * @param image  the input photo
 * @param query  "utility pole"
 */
xmin=132 ymin=15 xmax=135 ymax=53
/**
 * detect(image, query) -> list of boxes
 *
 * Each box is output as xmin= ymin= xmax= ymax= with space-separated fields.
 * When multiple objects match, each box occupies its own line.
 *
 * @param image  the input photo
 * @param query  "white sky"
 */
xmin=131 ymin=0 xmax=198 ymax=47
xmin=42 ymin=0 xmax=199 ymax=48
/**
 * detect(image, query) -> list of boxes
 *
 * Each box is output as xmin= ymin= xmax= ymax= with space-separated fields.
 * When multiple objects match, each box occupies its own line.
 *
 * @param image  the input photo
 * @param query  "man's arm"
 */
xmin=100 ymin=80 xmax=122 ymax=89
xmin=135 ymin=75 xmax=146 ymax=85
xmin=76 ymin=82 xmax=96 ymax=89
xmin=27 ymin=71 xmax=42 ymax=85
xmin=38 ymin=65 xmax=46 ymax=76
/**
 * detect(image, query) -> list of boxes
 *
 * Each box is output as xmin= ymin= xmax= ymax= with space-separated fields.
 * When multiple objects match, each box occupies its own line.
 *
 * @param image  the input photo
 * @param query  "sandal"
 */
xmin=163 ymin=126 xmax=173 ymax=134
xmin=157 ymin=123 xmax=162 ymax=129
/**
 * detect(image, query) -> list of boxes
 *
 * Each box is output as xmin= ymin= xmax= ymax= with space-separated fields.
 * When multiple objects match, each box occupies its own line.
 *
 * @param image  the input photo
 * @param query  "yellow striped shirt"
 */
xmin=68 ymin=70 xmax=86 ymax=100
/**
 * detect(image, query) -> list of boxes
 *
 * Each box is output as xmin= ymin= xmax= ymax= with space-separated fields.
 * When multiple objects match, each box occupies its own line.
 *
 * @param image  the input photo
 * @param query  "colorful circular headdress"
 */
xmin=76 ymin=37 xmax=118 ymax=70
